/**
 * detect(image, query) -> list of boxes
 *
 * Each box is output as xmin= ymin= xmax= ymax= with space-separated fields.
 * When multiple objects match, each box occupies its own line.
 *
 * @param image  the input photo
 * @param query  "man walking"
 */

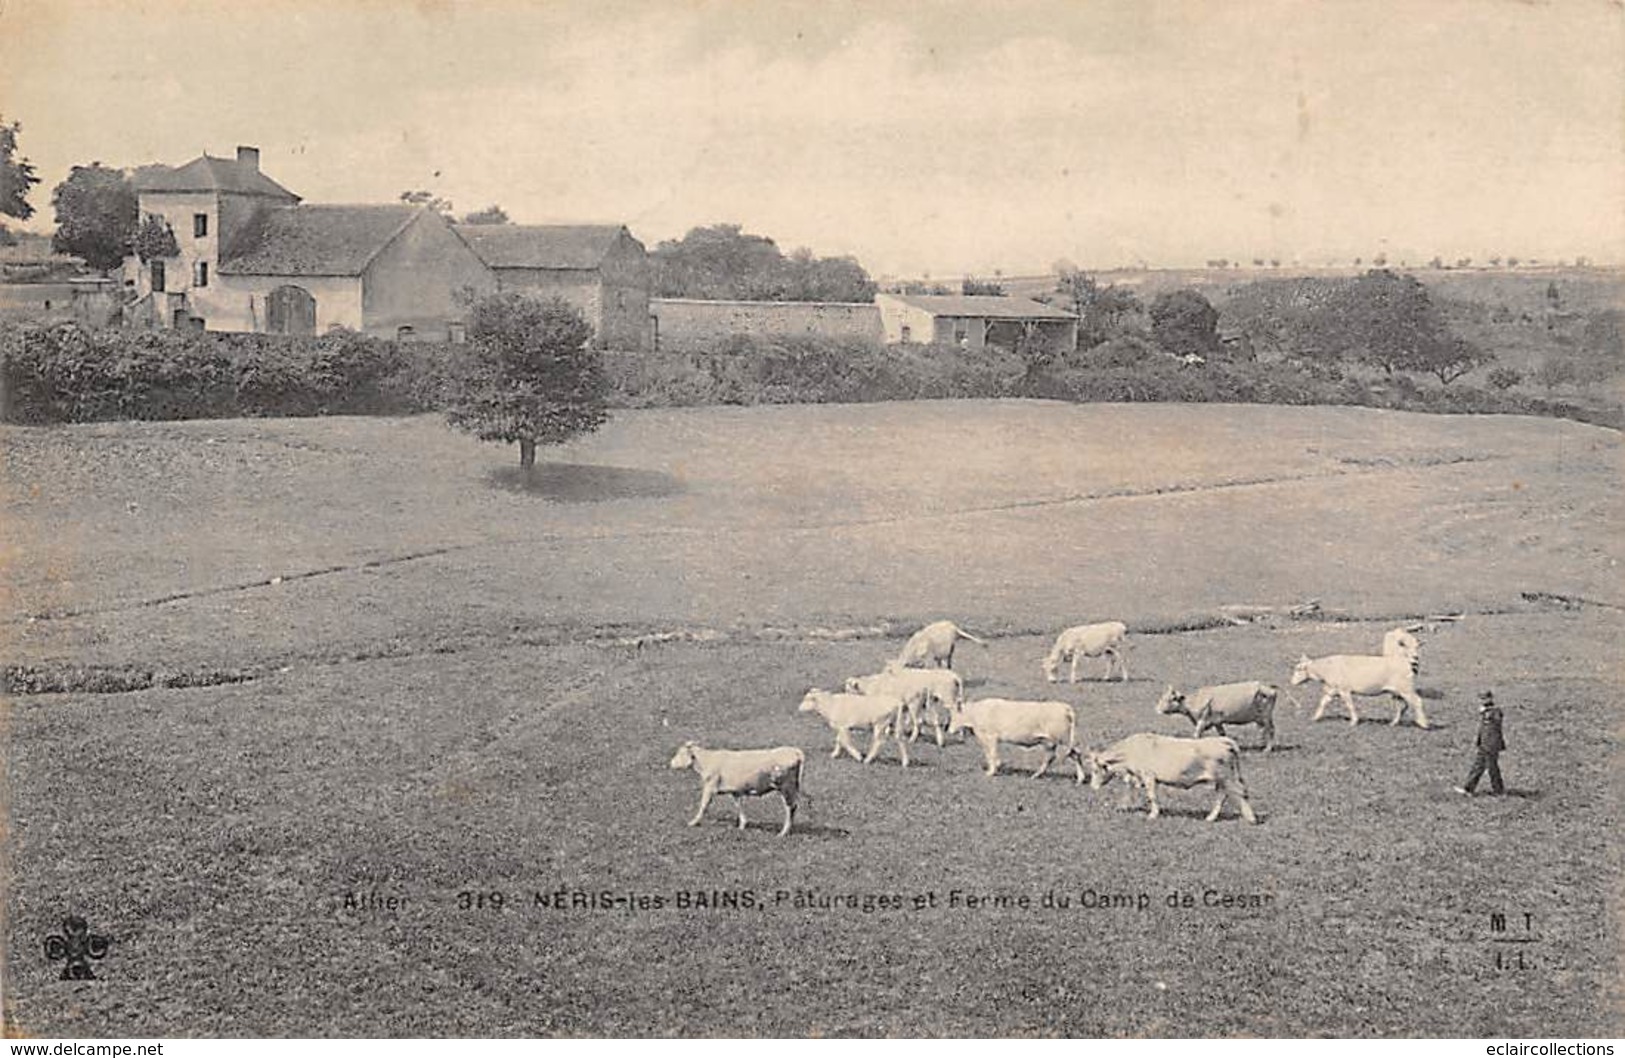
xmin=1455 ymin=690 xmax=1506 ymax=796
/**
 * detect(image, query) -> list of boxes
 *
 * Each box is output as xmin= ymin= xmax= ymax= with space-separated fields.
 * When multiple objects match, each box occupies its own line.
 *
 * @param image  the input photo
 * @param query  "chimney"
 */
xmin=236 ymin=146 xmax=260 ymax=171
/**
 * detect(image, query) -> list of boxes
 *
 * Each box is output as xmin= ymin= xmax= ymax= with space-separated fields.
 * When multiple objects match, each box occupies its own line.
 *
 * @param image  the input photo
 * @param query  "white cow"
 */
xmin=668 ymin=742 xmax=805 ymax=837
xmin=1042 ymin=621 xmax=1129 ymax=682
xmin=894 ymin=620 xmax=987 ymax=670
xmin=1155 ymin=681 xmax=1279 ymax=751
xmin=1087 ymin=733 xmax=1258 ymax=824
xmin=946 ymin=697 xmax=1084 ymax=781
xmin=1291 ymin=652 xmax=1430 ymax=728
xmin=798 ymin=689 xmax=911 ymax=767
xmin=846 ymin=666 xmax=963 ymax=746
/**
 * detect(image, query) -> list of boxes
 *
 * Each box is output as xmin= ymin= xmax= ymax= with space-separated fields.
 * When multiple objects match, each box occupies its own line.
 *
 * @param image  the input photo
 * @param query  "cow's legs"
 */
xmin=1404 ymin=690 xmax=1430 ymax=729
xmin=829 ymin=733 xmax=845 ymax=758
xmin=1339 ymin=689 xmax=1360 ymax=726
xmin=1143 ymin=777 xmax=1161 ymax=819
xmin=733 ymin=794 xmax=748 ymax=830
xmin=1311 ymin=689 xmax=1333 ymax=722
xmin=1031 ymin=743 xmax=1054 ymax=779
xmin=980 ymin=736 xmax=1001 ymax=777
xmin=1069 ymin=653 xmax=1081 ymax=683
xmin=1230 ymin=775 xmax=1259 ymax=824
xmin=1113 ymin=648 xmax=1129 ymax=682
xmin=837 ymin=727 xmax=864 ymax=762
xmin=689 ymin=779 xmax=718 ymax=827
xmin=1206 ymin=781 xmax=1226 ymax=822
xmin=862 ymin=724 xmax=885 ymax=764
xmin=894 ymin=729 xmax=910 ymax=769
xmin=778 ymin=791 xmax=796 ymax=837
xmin=1261 ymin=719 xmax=1276 ymax=752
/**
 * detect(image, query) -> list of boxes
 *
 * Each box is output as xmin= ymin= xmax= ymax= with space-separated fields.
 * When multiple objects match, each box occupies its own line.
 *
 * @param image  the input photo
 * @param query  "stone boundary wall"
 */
xmin=649 ymin=297 xmax=882 ymax=351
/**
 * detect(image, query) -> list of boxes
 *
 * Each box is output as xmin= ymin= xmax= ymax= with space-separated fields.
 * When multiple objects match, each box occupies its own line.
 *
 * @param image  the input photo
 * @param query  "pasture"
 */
xmin=2 ymin=399 xmax=1621 ymax=1036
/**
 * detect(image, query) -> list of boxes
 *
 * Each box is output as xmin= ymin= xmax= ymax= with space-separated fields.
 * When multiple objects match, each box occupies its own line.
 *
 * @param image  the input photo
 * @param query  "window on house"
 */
xmin=193 ymin=213 xmax=208 ymax=238
xmin=448 ymin=321 xmax=467 ymax=345
xmin=193 ymin=261 xmax=209 ymax=287
xmin=900 ymin=324 xmax=912 ymax=343
xmin=151 ymin=260 xmax=166 ymax=292
xmin=396 ymin=325 xmax=416 ymax=341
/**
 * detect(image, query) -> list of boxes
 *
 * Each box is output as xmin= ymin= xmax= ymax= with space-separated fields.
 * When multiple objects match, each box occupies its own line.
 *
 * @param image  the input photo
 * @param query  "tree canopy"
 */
xmin=1055 ymin=266 xmax=1144 ymax=349
xmin=652 ymin=223 xmax=877 ymax=303
xmin=400 ymin=189 xmax=454 ymax=217
xmin=1149 ymin=289 xmax=1221 ymax=360
xmin=132 ymin=213 xmax=180 ymax=262
xmin=51 ymin=163 xmax=138 ymax=273
xmin=1 ymin=117 xmax=40 ymax=221
xmin=443 ymin=294 xmax=609 ymax=469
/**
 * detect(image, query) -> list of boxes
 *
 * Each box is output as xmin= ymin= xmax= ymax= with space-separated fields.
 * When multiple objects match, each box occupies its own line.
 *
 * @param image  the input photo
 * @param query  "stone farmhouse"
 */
xmin=122 ymin=147 xmax=649 ymax=348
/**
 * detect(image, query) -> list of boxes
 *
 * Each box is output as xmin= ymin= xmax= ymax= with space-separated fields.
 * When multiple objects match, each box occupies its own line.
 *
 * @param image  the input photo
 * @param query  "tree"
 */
xmin=132 ymin=213 xmax=179 ymax=262
xmin=652 ymin=223 xmax=876 ymax=302
xmin=1416 ymin=336 xmax=1492 ymax=385
xmin=461 ymin=204 xmax=509 ymax=225
xmin=1487 ymin=367 xmax=1523 ymax=391
xmin=1 ymin=117 xmax=39 ymax=221
xmin=400 ymin=189 xmax=454 ymax=217
xmin=961 ymin=277 xmax=1004 ymax=296
xmin=1056 ymin=266 xmax=1142 ymax=349
xmin=443 ymin=294 xmax=608 ymax=470
xmin=51 ymin=163 xmax=137 ymax=273
xmin=1149 ymin=289 xmax=1221 ymax=360
xmin=1305 ymin=269 xmax=1461 ymax=377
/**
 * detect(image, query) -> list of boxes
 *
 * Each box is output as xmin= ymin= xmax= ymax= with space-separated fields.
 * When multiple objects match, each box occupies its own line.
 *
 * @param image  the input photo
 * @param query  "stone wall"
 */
xmin=649 ymin=298 xmax=881 ymax=351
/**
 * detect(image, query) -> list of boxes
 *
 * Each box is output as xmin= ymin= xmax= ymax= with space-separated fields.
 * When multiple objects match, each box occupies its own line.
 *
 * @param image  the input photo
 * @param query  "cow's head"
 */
xmin=1290 ymin=656 xmax=1314 ymax=685
xmin=1154 ymin=685 xmax=1184 ymax=716
xmin=842 ymin=676 xmax=864 ymax=694
xmin=797 ymin=689 xmax=825 ymax=714
xmin=668 ymin=742 xmax=699 ymax=770
xmin=1086 ymin=751 xmax=1117 ymax=790
xmin=945 ymin=705 xmax=969 ymax=736
xmin=1040 ymin=654 xmax=1060 ymax=682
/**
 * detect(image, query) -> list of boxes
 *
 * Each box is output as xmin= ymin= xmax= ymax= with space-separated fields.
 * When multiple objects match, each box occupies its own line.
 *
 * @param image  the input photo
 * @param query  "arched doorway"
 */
xmin=266 ymin=285 xmax=316 ymax=336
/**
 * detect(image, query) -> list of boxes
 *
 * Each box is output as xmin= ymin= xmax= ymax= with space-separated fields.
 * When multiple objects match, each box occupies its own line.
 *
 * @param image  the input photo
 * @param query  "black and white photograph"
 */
xmin=1 ymin=0 xmax=1620 ymax=1040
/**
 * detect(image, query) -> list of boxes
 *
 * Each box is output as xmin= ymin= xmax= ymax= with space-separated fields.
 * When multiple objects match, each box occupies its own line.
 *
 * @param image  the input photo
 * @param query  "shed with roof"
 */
xmin=461 ymin=224 xmax=649 ymax=350
xmin=874 ymin=293 xmax=1077 ymax=355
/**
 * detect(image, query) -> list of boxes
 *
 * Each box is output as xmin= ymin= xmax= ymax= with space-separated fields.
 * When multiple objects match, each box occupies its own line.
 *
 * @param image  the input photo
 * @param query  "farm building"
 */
xmin=875 ymin=293 xmax=1077 ymax=355
xmin=123 ymin=147 xmax=494 ymax=341
xmin=461 ymin=224 xmax=650 ymax=350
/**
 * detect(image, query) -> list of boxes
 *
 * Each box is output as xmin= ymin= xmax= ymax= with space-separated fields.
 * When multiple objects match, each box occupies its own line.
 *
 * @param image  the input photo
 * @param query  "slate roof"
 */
xmin=132 ymin=155 xmax=300 ymax=200
xmin=883 ymin=294 xmax=1076 ymax=320
xmin=219 ymin=205 xmax=421 ymax=276
xmin=460 ymin=224 xmax=628 ymax=270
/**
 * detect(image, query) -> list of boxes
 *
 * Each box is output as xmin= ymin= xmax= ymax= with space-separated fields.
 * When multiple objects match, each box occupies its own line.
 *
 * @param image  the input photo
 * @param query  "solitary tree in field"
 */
xmin=51 ymin=163 xmax=138 ymax=273
xmin=444 ymin=293 xmax=608 ymax=470
xmin=1 ymin=117 xmax=40 ymax=221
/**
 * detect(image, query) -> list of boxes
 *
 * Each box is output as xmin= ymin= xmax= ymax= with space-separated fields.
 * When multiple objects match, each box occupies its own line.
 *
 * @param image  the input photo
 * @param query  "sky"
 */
xmin=2 ymin=0 xmax=1620 ymax=277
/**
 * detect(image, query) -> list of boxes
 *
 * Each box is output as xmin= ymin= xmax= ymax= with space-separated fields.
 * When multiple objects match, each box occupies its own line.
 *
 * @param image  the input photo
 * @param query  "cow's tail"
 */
xmin=955 ymin=625 xmax=989 ymax=647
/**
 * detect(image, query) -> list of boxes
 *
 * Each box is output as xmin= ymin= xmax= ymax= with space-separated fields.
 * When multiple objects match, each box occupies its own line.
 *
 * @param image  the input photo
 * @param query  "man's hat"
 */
xmin=1478 ymin=690 xmax=1496 ymax=703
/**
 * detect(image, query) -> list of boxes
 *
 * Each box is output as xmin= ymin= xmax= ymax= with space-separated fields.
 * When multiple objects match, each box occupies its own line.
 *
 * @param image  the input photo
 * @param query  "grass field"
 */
xmin=2 ymin=400 xmax=1621 ymax=1036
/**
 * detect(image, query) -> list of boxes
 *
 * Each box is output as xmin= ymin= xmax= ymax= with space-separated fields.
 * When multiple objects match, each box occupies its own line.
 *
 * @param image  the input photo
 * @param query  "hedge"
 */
xmin=2 ymin=320 xmax=1616 ymax=430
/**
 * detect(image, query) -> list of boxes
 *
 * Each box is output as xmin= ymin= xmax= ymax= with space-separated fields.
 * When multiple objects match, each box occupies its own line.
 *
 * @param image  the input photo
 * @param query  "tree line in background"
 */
xmin=650 ymin=223 xmax=877 ymax=303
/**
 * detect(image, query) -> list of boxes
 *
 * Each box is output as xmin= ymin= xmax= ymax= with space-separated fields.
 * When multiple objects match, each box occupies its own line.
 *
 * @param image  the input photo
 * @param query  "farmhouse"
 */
xmin=125 ymin=147 xmax=494 ymax=341
xmin=461 ymin=224 xmax=650 ymax=350
xmin=875 ymin=293 xmax=1078 ymax=355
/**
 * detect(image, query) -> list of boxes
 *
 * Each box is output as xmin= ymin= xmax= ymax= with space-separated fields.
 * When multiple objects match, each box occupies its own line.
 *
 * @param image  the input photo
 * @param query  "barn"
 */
xmin=460 ymin=224 xmax=650 ymax=350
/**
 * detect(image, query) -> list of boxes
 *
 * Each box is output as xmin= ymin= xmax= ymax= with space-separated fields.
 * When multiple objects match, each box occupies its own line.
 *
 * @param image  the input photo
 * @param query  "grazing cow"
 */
xmin=1383 ymin=628 xmax=1421 ymax=674
xmin=1042 ymin=621 xmax=1129 ymax=682
xmin=668 ymin=742 xmax=805 ymax=837
xmin=1155 ymin=681 xmax=1279 ymax=751
xmin=1088 ymin=733 xmax=1258 ymax=824
xmin=1291 ymin=652 xmax=1429 ymax=728
xmin=946 ymin=698 xmax=1084 ymax=781
xmin=799 ymin=689 xmax=911 ymax=767
xmin=846 ymin=667 xmax=963 ymax=747
xmin=894 ymin=620 xmax=987 ymax=670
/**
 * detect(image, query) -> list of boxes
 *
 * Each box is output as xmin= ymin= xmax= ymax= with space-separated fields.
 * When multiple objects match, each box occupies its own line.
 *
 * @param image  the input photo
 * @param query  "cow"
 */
xmin=846 ymin=666 xmax=963 ymax=747
xmin=894 ymin=620 xmax=987 ymax=670
xmin=946 ymin=697 xmax=1084 ymax=781
xmin=1042 ymin=621 xmax=1129 ymax=683
xmin=1087 ymin=733 xmax=1258 ymax=824
xmin=668 ymin=742 xmax=805 ymax=837
xmin=1155 ymin=681 xmax=1279 ymax=751
xmin=1290 ymin=652 xmax=1429 ymax=728
xmin=798 ymin=689 xmax=911 ymax=767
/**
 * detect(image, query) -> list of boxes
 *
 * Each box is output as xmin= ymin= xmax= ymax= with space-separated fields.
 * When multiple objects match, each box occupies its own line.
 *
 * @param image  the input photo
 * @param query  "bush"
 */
xmin=0 ymin=320 xmax=440 ymax=423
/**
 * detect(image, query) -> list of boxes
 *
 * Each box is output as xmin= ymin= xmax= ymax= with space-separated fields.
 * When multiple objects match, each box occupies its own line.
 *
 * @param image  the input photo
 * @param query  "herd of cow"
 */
xmin=667 ymin=618 xmax=1429 ymax=837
